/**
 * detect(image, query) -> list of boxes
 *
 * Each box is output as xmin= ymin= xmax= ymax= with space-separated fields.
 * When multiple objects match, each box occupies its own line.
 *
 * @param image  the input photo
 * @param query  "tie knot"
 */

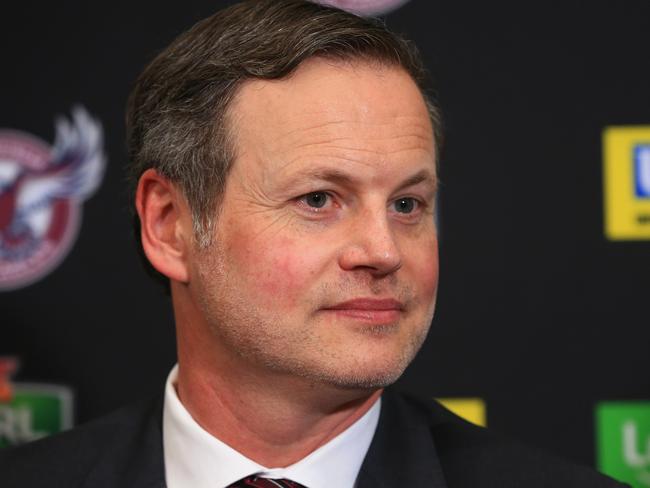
xmin=228 ymin=475 xmax=307 ymax=488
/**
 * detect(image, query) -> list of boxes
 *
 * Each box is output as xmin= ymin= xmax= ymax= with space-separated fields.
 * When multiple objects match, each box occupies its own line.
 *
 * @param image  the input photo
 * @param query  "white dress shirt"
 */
xmin=163 ymin=365 xmax=381 ymax=488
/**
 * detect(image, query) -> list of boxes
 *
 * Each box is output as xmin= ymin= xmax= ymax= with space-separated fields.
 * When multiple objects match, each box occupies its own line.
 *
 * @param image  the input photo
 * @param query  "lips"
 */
xmin=322 ymin=298 xmax=404 ymax=323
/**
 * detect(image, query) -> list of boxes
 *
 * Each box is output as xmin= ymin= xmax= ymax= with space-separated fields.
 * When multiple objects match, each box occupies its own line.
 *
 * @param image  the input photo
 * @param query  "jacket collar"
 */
xmin=80 ymin=388 xmax=448 ymax=488
xmin=356 ymin=389 xmax=448 ymax=488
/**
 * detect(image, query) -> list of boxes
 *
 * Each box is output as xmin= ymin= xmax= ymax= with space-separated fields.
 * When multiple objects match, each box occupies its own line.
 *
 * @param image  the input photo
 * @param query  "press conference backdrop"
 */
xmin=1 ymin=0 xmax=649 ymax=485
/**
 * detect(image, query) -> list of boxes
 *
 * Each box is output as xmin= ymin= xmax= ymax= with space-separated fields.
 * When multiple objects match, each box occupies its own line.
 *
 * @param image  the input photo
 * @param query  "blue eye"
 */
xmin=393 ymin=197 xmax=417 ymax=213
xmin=304 ymin=192 xmax=328 ymax=208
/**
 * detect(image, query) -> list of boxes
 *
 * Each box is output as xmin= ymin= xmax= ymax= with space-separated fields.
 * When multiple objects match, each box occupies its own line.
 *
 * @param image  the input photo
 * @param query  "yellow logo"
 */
xmin=437 ymin=398 xmax=486 ymax=427
xmin=603 ymin=126 xmax=650 ymax=240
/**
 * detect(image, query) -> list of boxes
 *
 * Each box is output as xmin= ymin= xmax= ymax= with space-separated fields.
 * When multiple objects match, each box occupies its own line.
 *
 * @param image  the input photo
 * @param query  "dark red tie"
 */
xmin=227 ymin=475 xmax=307 ymax=488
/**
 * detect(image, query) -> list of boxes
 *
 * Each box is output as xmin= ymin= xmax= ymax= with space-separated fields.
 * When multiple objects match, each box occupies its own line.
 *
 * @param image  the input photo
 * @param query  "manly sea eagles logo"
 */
xmin=317 ymin=0 xmax=411 ymax=16
xmin=0 ymin=107 xmax=105 ymax=291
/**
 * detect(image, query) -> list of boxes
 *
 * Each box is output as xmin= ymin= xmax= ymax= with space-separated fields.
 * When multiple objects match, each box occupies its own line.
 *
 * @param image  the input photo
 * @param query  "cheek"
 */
xmin=226 ymin=233 xmax=327 ymax=308
xmin=406 ymin=236 xmax=439 ymax=297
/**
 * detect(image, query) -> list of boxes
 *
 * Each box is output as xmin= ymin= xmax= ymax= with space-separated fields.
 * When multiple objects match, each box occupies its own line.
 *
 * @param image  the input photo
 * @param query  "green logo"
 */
xmin=597 ymin=402 xmax=650 ymax=487
xmin=0 ymin=358 xmax=73 ymax=448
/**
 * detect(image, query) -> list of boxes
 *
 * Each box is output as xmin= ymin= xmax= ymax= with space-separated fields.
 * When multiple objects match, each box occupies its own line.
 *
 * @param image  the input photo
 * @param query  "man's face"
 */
xmin=188 ymin=58 xmax=438 ymax=390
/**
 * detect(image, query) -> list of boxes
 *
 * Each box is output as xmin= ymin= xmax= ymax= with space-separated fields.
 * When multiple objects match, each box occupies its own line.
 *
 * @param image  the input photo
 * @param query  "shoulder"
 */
xmin=0 ymin=394 xmax=164 ymax=488
xmin=381 ymin=390 xmax=628 ymax=487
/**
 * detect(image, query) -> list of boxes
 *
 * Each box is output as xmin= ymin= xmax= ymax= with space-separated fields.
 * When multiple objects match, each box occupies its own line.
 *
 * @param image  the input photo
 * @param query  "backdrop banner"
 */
xmin=1 ymin=1 xmax=649 ymax=486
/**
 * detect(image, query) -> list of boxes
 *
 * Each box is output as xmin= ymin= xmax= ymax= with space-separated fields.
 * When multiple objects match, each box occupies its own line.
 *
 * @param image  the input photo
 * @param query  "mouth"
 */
xmin=321 ymin=298 xmax=405 ymax=324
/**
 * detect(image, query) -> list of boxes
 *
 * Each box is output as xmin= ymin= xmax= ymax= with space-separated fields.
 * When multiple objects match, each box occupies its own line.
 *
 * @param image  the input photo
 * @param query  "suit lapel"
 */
xmin=356 ymin=390 xmax=448 ymax=488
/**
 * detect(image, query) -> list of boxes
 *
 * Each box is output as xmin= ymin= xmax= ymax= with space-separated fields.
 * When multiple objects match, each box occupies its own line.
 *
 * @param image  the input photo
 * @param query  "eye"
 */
xmin=392 ymin=197 xmax=418 ymax=214
xmin=303 ymin=192 xmax=329 ymax=209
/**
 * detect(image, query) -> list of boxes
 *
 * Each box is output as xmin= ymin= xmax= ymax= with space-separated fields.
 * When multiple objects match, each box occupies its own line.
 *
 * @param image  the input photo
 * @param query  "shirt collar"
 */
xmin=163 ymin=365 xmax=380 ymax=488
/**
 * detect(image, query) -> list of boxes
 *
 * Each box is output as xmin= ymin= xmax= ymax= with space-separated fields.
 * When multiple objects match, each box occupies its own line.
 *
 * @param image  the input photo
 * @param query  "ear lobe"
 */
xmin=135 ymin=169 xmax=191 ymax=283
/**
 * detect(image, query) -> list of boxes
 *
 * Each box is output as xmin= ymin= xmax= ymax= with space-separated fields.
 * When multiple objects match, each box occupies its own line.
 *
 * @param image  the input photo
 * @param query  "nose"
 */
xmin=338 ymin=210 xmax=402 ymax=276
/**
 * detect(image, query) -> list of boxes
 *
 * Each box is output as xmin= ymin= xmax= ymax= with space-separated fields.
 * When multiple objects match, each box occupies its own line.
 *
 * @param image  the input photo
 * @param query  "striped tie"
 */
xmin=227 ymin=476 xmax=307 ymax=487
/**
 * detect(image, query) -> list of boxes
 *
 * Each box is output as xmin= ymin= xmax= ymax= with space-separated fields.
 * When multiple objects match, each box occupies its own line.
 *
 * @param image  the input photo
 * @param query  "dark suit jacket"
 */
xmin=0 ymin=388 xmax=628 ymax=487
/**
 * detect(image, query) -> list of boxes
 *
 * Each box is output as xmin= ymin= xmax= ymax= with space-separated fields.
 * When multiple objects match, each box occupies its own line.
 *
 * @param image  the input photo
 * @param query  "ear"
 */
xmin=135 ymin=169 xmax=192 ymax=283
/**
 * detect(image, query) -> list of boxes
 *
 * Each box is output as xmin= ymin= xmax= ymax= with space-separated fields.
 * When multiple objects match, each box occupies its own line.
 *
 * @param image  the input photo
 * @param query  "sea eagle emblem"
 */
xmin=316 ymin=0 xmax=410 ymax=16
xmin=0 ymin=107 xmax=106 ymax=291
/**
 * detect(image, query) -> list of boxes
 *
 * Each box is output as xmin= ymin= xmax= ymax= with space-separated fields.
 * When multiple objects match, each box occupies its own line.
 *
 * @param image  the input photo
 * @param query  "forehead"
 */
xmin=227 ymin=58 xmax=435 ymax=180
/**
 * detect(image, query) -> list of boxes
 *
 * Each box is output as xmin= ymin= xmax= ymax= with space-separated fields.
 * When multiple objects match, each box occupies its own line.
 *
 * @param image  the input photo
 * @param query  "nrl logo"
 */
xmin=0 ymin=106 xmax=106 ymax=291
xmin=316 ymin=0 xmax=411 ymax=16
xmin=0 ymin=357 xmax=74 ymax=447
xmin=0 ymin=358 xmax=17 ymax=403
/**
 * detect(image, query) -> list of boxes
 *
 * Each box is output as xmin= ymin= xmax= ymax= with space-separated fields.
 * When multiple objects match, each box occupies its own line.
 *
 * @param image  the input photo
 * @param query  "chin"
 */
xmin=323 ymin=371 xmax=405 ymax=391
xmin=306 ymin=354 xmax=413 ymax=391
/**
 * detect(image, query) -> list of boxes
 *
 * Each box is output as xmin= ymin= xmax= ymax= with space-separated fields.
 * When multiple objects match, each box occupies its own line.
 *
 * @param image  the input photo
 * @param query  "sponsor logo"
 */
xmin=0 ymin=106 xmax=106 ymax=290
xmin=437 ymin=397 xmax=486 ymax=426
xmin=596 ymin=401 xmax=650 ymax=487
xmin=603 ymin=126 xmax=650 ymax=239
xmin=316 ymin=0 xmax=410 ymax=16
xmin=0 ymin=357 xmax=74 ymax=448
xmin=635 ymin=145 xmax=650 ymax=198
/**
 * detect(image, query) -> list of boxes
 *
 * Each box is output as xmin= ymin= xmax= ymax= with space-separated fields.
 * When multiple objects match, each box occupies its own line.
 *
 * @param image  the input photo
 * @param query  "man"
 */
xmin=0 ymin=1 xmax=627 ymax=486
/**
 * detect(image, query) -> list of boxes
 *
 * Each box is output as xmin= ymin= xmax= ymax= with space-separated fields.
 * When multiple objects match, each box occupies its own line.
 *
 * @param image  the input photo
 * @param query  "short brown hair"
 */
xmin=126 ymin=0 xmax=441 ymax=285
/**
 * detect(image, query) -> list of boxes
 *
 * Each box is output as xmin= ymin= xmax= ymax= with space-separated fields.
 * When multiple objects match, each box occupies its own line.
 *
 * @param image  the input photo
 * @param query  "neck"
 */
xmin=175 ymin=353 xmax=381 ymax=467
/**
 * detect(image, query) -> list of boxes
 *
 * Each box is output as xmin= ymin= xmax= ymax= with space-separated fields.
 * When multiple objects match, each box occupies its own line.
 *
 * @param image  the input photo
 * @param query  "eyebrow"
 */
xmin=284 ymin=167 xmax=437 ymax=192
xmin=394 ymin=168 xmax=438 ymax=192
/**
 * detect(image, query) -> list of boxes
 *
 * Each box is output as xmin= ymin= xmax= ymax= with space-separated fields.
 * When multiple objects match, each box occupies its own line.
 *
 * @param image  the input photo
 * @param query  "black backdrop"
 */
xmin=2 ymin=0 xmax=649 ymax=471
